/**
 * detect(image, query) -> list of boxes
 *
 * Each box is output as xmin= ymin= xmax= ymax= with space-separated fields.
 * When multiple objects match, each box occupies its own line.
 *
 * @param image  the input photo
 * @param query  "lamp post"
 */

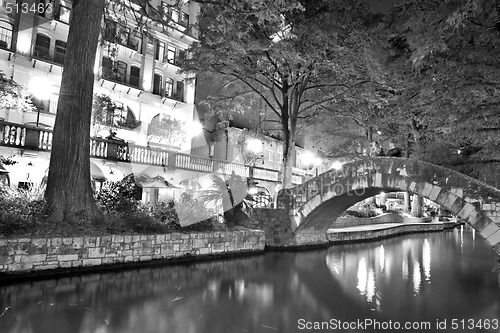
xmin=28 ymin=77 xmax=54 ymax=127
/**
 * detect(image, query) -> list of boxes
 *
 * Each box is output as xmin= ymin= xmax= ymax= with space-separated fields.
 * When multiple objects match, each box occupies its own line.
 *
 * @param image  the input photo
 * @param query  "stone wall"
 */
xmin=0 ymin=230 xmax=265 ymax=274
xmin=481 ymin=202 xmax=500 ymax=224
xmin=251 ymin=209 xmax=329 ymax=247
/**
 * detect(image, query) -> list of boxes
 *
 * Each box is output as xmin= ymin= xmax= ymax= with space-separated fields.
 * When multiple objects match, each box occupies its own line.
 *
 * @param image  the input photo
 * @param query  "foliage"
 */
xmin=377 ymin=0 xmax=500 ymax=186
xmin=0 ymin=155 xmax=17 ymax=166
xmin=183 ymin=0 xmax=381 ymax=186
xmin=94 ymin=177 xmax=142 ymax=216
xmin=0 ymin=186 xmax=47 ymax=237
xmin=91 ymin=93 xmax=123 ymax=135
xmin=147 ymin=116 xmax=186 ymax=148
xmin=0 ymin=71 xmax=36 ymax=113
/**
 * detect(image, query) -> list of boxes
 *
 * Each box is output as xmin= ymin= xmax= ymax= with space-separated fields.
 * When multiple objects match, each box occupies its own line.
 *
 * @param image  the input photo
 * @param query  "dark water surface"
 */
xmin=1 ymin=226 xmax=499 ymax=333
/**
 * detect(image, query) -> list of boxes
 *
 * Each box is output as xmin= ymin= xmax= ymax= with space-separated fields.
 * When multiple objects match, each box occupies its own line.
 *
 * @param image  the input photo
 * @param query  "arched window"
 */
xmin=153 ymin=73 xmax=162 ymax=95
xmin=0 ymin=21 xmax=13 ymax=49
xmin=179 ymin=179 xmax=200 ymax=191
xmin=165 ymin=78 xmax=174 ymax=98
xmin=34 ymin=33 xmax=51 ymax=60
xmin=129 ymin=66 xmax=140 ymax=87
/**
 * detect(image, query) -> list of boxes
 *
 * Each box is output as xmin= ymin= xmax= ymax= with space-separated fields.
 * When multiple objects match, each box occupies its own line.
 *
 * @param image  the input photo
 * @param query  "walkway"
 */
xmin=327 ymin=222 xmax=459 ymax=243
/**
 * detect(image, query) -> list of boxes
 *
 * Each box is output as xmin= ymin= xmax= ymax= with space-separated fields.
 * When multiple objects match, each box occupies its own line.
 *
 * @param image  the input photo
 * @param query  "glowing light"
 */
xmin=246 ymin=138 xmax=263 ymax=154
xmin=17 ymin=35 xmax=32 ymax=54
xmin=422 ymin=239 xmax=431 ymax=281
xmin=186 ymin=121 xmax=203 ymax=138
xmin=248 ymin=187 xmax=259 ymax=196
xmin=312 ymin=157 xmax=322 ymax=167
xmin=379 ymin=245 xmax=385 ymax=271
xmin=331 ymin=161 xmax=343 ymax=171
xmin=357 ymin=257 xmax=367 ymax=295
xmin=28 ymin=77 xmax=54 ymax=99
xmin=413 ymin=261 xmax=421 ymax=295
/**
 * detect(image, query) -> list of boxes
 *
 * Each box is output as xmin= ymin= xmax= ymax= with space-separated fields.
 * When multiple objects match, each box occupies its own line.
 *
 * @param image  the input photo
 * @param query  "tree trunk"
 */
xmin=45 ymin=0 xmax=105 ymax=222
xmin=411 ymin=194 xmax=423 ymax=217
xmin=282 ymin=141 xmax=296 ymax=189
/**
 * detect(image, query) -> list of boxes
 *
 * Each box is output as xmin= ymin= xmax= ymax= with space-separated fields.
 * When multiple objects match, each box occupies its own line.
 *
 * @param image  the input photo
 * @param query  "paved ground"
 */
xmin=327 ymin=222 xmax=448 ymax=233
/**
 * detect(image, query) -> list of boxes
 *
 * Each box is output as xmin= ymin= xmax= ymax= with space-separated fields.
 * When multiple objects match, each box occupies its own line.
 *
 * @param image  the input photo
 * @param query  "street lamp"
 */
xmin=28 ymin=77 xmax=54 ymax=127
xmin=302 ymin=151 xmax=322 ymax=176
xmin=331 ymin=161 xmax=343 ymax=171
xmin=186 ymin=121 xmax=203 ymax=138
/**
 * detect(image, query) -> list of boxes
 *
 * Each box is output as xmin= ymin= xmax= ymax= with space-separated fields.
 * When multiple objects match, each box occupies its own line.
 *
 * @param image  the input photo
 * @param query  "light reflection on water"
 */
xmin=0 ymin=226 xmax=499 ymax=333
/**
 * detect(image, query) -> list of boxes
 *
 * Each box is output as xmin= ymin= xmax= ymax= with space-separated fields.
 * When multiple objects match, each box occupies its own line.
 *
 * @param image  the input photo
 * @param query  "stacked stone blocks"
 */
xmin=0 ymin=230 xmax=265 ymax=274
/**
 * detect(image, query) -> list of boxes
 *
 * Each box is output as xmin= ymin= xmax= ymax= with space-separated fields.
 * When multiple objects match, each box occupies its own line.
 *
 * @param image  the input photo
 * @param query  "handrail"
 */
xmin=0 ymin=121 xmax=305 ymax=183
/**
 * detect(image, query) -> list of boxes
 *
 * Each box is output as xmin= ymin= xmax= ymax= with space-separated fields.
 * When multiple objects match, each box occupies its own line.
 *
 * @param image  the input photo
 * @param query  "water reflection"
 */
xmin=0 ymin=226 xmax=499 ymax=333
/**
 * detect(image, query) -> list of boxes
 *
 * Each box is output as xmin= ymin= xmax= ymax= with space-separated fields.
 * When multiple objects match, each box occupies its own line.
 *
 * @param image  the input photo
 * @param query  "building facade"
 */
xmin=0 ymin=0 xmax=316 ymax=207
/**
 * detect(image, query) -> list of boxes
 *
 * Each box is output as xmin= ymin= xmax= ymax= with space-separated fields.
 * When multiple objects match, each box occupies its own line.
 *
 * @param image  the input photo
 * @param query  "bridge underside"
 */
xmin=296 ymin=187 xmax=399 ymax=233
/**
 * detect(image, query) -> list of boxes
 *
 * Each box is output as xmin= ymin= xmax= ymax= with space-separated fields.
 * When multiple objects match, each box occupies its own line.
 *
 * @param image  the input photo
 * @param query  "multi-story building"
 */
xmin=0 ymin=0 xmax=316 ymax=207
xmin=0 ymin=0 xmax=207 ymax=201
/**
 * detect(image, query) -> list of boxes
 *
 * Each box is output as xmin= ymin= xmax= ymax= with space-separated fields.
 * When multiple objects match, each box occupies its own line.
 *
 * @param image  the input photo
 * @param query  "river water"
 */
xmin=1 ymin=226 xmax=499 ymax=333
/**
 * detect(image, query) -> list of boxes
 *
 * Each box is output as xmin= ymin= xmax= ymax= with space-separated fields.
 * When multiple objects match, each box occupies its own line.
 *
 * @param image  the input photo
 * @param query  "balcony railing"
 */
xmin=0 ymin=121 xmax=304 ymax=184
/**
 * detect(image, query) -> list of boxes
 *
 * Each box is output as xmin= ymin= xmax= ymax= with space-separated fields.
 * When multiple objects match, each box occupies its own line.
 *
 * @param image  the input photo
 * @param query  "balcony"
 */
xmin=0 ymin=121 xmax=300 ymax=183
xmin=32 ymin=45 xmax=65 ymax=67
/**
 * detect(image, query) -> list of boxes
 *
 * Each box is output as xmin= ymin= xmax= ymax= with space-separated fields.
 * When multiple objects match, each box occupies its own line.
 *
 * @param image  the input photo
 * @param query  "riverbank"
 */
xmin=0 ymin=221 xmax=461 ymax=281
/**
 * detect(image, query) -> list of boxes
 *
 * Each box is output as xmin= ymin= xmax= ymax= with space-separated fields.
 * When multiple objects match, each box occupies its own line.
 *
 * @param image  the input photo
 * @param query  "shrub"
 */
xmin=0 ymin=185 xmax=47 ymax=237
xmin=94 ymin=177 xmax=141 ymax=215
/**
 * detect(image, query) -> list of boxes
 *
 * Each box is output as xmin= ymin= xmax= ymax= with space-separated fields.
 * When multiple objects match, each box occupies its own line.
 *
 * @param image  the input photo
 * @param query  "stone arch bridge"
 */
xmin=277 ymin=157 xmax=500 ymax=254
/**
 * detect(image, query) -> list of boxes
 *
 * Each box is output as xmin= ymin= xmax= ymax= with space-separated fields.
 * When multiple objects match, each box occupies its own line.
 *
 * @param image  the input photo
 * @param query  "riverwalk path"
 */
xmin=327 ymin=221 xmax=460 ymax=243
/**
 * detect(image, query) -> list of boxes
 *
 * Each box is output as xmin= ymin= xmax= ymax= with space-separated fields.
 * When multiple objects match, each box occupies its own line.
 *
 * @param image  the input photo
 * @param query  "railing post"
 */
xmin=167 ymin=151 xmax=177 ymax=169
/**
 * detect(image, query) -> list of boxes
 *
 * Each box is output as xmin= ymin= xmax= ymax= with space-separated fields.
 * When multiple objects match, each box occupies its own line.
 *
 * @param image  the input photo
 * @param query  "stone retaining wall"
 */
xmin=0 ymin=230 xmax=265 ymax=274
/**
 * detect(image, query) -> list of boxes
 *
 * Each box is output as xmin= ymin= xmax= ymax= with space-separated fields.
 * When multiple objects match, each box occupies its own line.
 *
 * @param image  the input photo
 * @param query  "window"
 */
xmin=128 ymin=29 xmax=142 ymax=52
xmin=174 ymin=80 xmax=184 ymax=102
xmin=102 ymin=57 xmax=114 ymax=79
xmin=101 ymin=57 xmax=127 ymax=83
xmin=178 ymin=49 xmax=186 ymax=62
xmin=105 ymin=101 xmax=125 ymax=127
xmin=129 ymin=66 xmax=140 ymax=87
xmin=170 ymin=7 xmax=179 ymax=23
xmin=153 ymin=74 xmax=162 ymax=95
xmin=54 ymin=40 xmax=66 ymax=65
xmin=155 ymin=41 xmax=165 ymax=62
xmin=180 ymin=12 xmax=189 ymax=27
xmin=115 ymin=61 xmax=127 ymax=83
xmin=57 ymin=5 xmax=71 ymax=24
xmin=0 ymin=21 xmax=13 ymax=49
xmin=34 ymin=34 xmax=51 ymax=60
xmin=165 ymin=78 xmax=174 ymax=97
xmin=166 ymin=45 xmax=176 ymax=64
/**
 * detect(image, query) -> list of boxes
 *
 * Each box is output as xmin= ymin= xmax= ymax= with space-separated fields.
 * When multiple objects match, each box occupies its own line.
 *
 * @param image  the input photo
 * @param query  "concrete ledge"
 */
xmin=327 ymin=222 xmax=447 ymax=243
xmin=333 ymin=213 xmax=432 ymax=228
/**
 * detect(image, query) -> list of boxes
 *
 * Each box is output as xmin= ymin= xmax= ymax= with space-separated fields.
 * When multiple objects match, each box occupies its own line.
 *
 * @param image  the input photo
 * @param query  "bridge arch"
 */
xmin=278 ymin=157 xmax=500 ymax=254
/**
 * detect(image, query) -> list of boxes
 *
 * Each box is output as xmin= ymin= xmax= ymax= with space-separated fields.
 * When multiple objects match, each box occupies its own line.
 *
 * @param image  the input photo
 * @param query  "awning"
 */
xmin=135 ymin=175 xmax=178 ymax=189
xmin=90 ymin=162 xmax=106 ymax=180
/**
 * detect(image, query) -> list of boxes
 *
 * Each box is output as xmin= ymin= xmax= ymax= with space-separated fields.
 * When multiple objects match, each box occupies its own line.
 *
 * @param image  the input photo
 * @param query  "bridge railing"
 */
xmin=0 ymin=121 xmax=305 ymax=185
